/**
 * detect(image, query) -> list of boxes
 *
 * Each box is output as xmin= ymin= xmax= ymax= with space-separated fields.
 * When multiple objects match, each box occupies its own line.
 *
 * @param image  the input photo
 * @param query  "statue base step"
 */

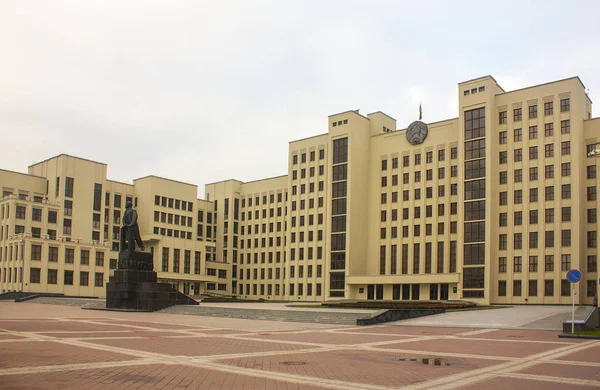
xmin=106 ymin=268 xmax=198 ymax=312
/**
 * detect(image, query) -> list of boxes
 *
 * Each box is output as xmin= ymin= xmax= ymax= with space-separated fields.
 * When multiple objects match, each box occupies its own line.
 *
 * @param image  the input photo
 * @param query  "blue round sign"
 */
xmin=566 ymin=269 xmax=581 ymax=283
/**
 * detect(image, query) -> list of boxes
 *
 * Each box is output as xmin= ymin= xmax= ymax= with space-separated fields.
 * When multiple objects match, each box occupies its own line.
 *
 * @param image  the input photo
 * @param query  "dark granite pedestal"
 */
xmin=105 ymin=250 xmax=198 ymax=312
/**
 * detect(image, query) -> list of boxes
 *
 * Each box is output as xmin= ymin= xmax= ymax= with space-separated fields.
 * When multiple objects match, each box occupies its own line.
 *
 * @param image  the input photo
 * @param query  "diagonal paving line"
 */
xmin=455 ymin=328 xmax=499 ymax=336
xmin=181 ymin=359 xmax=396 ymax=390
xmin=498 ymin=372 xmax=600 ymax=387
xmin=447 ymin=335 xmax=574 ymax=345
xmin=0 ymin=359 xmax=163 ymax=376
xmin=363 ymin=346 xmax=514 ymax=362
xmin=546 ymin=359 xmax=600 ymax=367
xmin=402 ymin=340 xmax=600 ymax=390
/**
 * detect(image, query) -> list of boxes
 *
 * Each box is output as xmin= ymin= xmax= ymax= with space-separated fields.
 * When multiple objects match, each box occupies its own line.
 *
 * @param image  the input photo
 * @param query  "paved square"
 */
xmin=0 ymin=302 xmax=598 ymax=389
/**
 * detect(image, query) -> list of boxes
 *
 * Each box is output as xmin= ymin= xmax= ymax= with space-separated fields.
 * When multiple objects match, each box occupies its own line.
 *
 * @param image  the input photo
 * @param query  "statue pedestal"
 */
xmin=106 ymin=250 xmax=198 ymax=312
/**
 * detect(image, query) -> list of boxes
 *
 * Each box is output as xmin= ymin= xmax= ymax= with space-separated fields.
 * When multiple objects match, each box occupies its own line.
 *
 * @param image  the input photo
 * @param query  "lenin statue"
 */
xmin=120 ymin=201 xmax=145 ymax=253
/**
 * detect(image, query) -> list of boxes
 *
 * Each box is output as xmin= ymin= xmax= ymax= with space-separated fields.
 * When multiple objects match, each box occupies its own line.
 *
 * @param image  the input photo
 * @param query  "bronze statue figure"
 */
xmin=120 ymin=201 xmax=145 ymax=252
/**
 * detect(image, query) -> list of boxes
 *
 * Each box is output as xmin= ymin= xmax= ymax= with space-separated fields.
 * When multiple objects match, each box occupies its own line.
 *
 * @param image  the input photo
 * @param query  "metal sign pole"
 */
xmin=572 ymin=283 xmax=575 ymax=334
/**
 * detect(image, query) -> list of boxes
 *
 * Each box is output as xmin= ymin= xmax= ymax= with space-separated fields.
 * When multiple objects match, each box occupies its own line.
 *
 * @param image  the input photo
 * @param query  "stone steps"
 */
xmin=162 ymin=306 xmax=369 ymax=325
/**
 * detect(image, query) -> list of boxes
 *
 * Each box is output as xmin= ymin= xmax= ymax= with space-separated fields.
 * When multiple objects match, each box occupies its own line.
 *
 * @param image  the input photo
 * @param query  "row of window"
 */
xmin=28 ymin=268 xmax=104 ymax=287
xmin=381 ymin=167 xmax=459 ymax=187
xmin=152 ymin=227 xmax=194 ymax=240
xmin=378 ymin=242 xmax=458 ymax=275
xmin=160 ymin=248 xmax=203 ymax=274
xmin=153 ymin=211 xmax=194 ymax=227
xmin=239 ymin=250 xmax=287 ymax=264
xmin=497 ymin=278 xmax=596 ymax=298
xmin=241 ymin=192 xmax=286 ymax=208
xmin=292 ymin=166 xmax=325 ymax=181
xmin=498 ymin=185 xmax=583 ymax=206
xmin=381 ymin=148 xmax=459 ymax=172
xmin=500 ymin=143 xmax=571 ymax=165
xmin=499 ymin=122 xmax=569 ymax=144
xmin=499 ymin=99 xmax=570 ymax=124
xmin=292 ymin=149 xmax=326 ymax=165
xmin=499 ymin=208 xmax=599 ymax=226
xmin=240 ymin=265 xmax=323 ymax=280
xmin=7 ymin=206 xmax=57 ymax=223
xmin=380 ymin=222 xmax=458 ymax=239
xmin=238 ymin=283 xmax=323 ymax=297
xmin=463 ymin=86 xmax=485 ymax=95
xmin=154 ymin=195 xmax=194 ymax=212
xmin=500 ymin=166 xmax=579 ymax=184
xmin=28 ymin=245 xmax=112 ymax=266
xmin=381 ymin=186 xmax=460 ymax=204
xmin=381 ymin=149 xmax=457 ymax=172
xmin=499 ymin=254 xmax=598 ymax=273
xmin=498 ymin=230 xmax=578 ymax=249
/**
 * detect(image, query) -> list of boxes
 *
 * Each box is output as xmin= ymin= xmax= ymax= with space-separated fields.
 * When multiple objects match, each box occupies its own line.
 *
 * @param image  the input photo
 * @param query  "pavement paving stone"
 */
xmin=555 ymin=345 xmax=600 ymax=364
xmin=374 ymin=338 xmax=562 ymax=358
xmin=1 ymin=301 xmax=598 ymax=390
xmin=242 ymin=330 xmax=413 ymax=345
xmin=86 ymin=336 xmax=310 ymax=356
xmin=519 ymin=362 xmax=600 ymax=381
xmin=1 ymin=364 xmax=333 ymax=390
xmin=461 ymin=376 xmax=597 ymax=390
xmin=0 ymin=340 xmax=137 ymax=369
xmin=216 ymin=349 xmax=502 ymax=388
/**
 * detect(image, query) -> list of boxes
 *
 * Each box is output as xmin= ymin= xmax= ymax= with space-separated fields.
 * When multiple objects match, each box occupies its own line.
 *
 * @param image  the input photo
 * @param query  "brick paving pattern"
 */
xmin=0 ymin=301 xmax=598 ymax=389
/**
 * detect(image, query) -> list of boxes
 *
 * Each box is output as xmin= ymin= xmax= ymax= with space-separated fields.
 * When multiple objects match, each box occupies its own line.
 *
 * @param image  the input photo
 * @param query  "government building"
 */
xmin=1 ymin=75 xmax=599 ymax=305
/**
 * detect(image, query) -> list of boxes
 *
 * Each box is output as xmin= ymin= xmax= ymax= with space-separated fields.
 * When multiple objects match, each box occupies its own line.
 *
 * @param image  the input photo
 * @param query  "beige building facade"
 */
xmin=2 ymin=75 xmax=599 ymax=305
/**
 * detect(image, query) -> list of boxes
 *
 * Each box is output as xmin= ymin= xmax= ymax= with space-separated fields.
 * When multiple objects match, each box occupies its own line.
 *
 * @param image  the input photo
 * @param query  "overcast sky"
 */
xmin=1 ymin=1 xmax=599 ymax=197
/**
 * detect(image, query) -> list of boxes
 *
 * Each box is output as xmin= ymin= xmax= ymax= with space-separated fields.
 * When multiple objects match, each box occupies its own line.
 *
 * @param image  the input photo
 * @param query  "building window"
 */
xmin=530 ymin=167 xmax=538 ymax=181
xmin=562 ymin=163 xmax=571 ymax=177
xmin=561 ymin=254 xmax=571 ymax=270
xmin=47 ymin=269 xmax=58 ymax=284
xmin=529 ymin=105 xmax=537 ymax=119
xmin=65 ymin=177 xmax=74 ymax=198
xmin=465 ymin=107 xmax=486 ymax=140
xmin=541 ymin=279 xmax=553 ymax=297
xmin=562 ymin=230 xmax=571 ymax=247
xmin=499 ymin=131 xmax=507 ymax=144
xmin=560 ymin=98 xmax=570 ymax=112
xmin=545 ymin=255 xmax=554 ymax=272
xmin=561 ymin=120 xmax=570 ymax=134
xmin=64 ymin=270 xmax=74 ymax=285
xmin=529 ymin=125 xmax=538 ymax=139
xmin=544 ymin=101 xmax=553 ymax=116
xmin=95 ymin=272 xmax=104 ymax=287
xmin=561 ymin=141 xmax=570 ymax=155
xmin=514 ymin=256 xmax=522 ymax=272
xmin=588 ymin=231 xmax=597 ymax=248
xmin=30 ymin=268 xmax=40 ymax=283
xmin=588 ymin=256 xmax=597 ymax=273
xmin=499 ymin=111 xmax=507 ymax=124
xmin=513 ymin=108 xmax=522 ymax=122
xmin=15 ymin=205 xmax=26 ymax=219
xmin=545 ymin=122 xmax=554 ymax=137
xmin=587 ymin=165 xmax=596 ymax=179
xmin=48 ymin=247 xmax=58 ymax=262
xmin=498 ymin=281 xmax=507 ymax=297
xmin=499 ymin=257 xmax=507 ymax=272
xmin=561 ymin=280 xmax=570 ymax=296
xmin=95 ymin=252 xmax=104 ymax=266
xmin=514 ymin=128 xmax=522 ymax=142
xmin=562 ymin=184 xmax=571 ymax=199
xmin=529 ymin=280 xmax=538 ymax=297
xmin=514 ymin=280 xmax=522 ymax=296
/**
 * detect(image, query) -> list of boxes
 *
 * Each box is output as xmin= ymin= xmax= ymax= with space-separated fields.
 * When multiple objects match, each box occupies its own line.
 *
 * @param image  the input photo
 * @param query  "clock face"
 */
xmin=406 ymin=121 xmax=428 ymax=145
